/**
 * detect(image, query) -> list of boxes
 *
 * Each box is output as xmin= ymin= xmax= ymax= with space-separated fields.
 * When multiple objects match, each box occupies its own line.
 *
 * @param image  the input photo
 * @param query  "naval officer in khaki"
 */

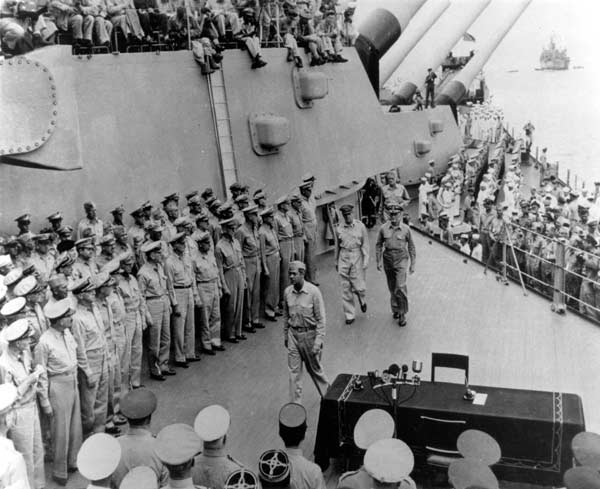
xmin=337 ymin=438 xmax=416 ymax=489
xmin=36 ymin=299 xmax=83 ymax=486
xmin=77 ymin=433 xmax=122 ymax=489
xmin=335 ymin=204 xmax=369 ymax=324
xmin=375 ymin=204 xmax=416 ymax=327
xmin=192 ymin=405 xmax=245 ymax=489
xmin=283 ymin=261 xmax=329 ymax=403
xmin=156 ymin=423 xmax=209 ymax=489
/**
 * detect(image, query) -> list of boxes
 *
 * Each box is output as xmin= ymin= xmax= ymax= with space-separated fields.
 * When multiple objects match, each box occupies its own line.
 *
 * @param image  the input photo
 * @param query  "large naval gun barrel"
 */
xmin=379 ymin=0 xmax=450 ymax=86
xmin=390 ymin=0 xmax=491 ymax=105
xmin=435 ymin=0 xmax=532 ymax=106
xmin=354 ymin=0 xmax=425 ymax=94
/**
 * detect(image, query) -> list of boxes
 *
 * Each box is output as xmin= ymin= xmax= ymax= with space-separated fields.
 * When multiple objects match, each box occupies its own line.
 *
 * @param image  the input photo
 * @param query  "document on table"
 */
xmin=473 ymin=393 xmax=488 ymax=405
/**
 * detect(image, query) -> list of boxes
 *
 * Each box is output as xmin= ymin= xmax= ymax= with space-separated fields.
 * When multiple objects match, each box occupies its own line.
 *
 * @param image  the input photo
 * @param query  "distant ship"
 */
xmin=539 ymin=35 xmax=570 ymax=70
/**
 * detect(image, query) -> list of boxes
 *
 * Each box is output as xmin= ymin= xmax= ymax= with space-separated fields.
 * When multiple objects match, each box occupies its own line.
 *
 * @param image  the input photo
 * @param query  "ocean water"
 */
xmin=467 ymin=0 xmax=600 ymax=187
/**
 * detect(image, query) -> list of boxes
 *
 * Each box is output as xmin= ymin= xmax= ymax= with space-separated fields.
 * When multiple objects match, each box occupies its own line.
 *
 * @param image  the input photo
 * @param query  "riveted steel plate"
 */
xmin=0 ymin=57 xmax=57 ymax=155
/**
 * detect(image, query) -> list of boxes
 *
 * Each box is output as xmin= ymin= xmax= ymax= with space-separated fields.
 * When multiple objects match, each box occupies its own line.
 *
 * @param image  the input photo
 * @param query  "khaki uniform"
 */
xmin=375 ymin=222 xmax=415 ymax=316
xmin=165 ymin=252 xmax=198 ymax=362
xmin=284 ymin=447 xmax=326 ymax=489
xmin=275 ymin=210 xmax=295 ymax=307
xmin=289 ymin=208 xmax=305 ymax=262
xmin=138 ymin=262 xmax=173 ymax=374
xmin=192 ymin=447 xmax=244 ymax=489
xmin=259 ymin=223 xmax=280 ymax=319
xmin=300 ymin=195 xmax=318 ymax=282
xmin=29 ymin=251 xmax=55 ymax=283
xmin=337 ymin=467 xmax=415 ymax=489
xmin=111 ymin=427 xmax=169 ymax=488
xmin=72 ymin=257 xmax=99 ymax=281
xmin=283 ymin=281 xmax=329 ymax=403
xmin=116 ymin=272 xmax=146 ymax=387
xmin=215 ymin=236 xmax=245 ymax=340
xmin=193 ymin=250 xmax=222 ymax=350
xmin=71 ymin=304 xmax=109 ymax=436
xmin=336 ymin=219 xmax=369 ymax=321
xmin=0 ymin=349 xmax=46 ymax=489
xmin=34 ymin=328 xmax=82 ymax=480
xmin=235 ymin=222 xmax=262 ymax=326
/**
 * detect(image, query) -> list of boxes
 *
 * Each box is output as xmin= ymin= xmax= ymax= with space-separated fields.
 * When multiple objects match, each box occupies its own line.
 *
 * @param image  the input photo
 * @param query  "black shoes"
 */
xmin=242 ymin=326 xmax=256 ymax=333
xmin=359 ymin=299 xmax=367 ymax=313
xmin=213 ymin=345 xmax=226 ymax=351
xmin=345 ymin=318 xmax=355 ymax=325
xmin=253 ymin=322 xmax=265 ymax=329
xmin=174 ymin=361 xmax=189 ymax=368
xmin=225 ymin=338 xmax=238 ymax=344
xmin=150 ymin=373 xmax=165 ymax=381
xmin=186 ymin=356 xmax=201 ymax=362
xmin=200 ymin=349 xmax=216 ymax=356
xmin=236 ymin=334 xmax=247 ymax=341
xmin=163 ymin=369 xmax=177 ymax=376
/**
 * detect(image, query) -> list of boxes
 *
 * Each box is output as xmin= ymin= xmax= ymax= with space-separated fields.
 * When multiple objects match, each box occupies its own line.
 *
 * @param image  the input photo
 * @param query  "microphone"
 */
xmin=388 ymin=364 xmax=400 ymax=378
xmin=401 ymin=364 xmax=408 ymax=381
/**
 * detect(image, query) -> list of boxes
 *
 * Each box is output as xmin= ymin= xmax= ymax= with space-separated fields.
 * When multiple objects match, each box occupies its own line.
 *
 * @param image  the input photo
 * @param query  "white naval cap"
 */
xmin=77 ymin=433 xmax=122 ymax=481
xmin=364 ymin=438 xmax=414 ymax=483
xmin=0 ymin=297 xmax=26 ymax=317
xmin=119 ymin=466 xmax=158 ymax=489
xmin=194 ymin=404 xmax=230 ymax=441
xmin=353 ymin=409 xmax=395 ymax=450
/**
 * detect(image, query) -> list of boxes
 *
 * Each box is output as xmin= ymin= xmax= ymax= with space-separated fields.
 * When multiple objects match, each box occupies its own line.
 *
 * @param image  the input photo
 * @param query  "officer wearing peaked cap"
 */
xmin=119 ymin=466 xmax=159 ymax=489
xmin=192 ymin=230 xmax=225 ymax=355
xmin=335 ymin=203 xmax=369 ymax=325
xmin=235 ymin=204 xmax=262 ymax=333
xmin=156 ymin=424 xmax=208 ymax=489
xmin=0 ymin=317 xmax=47 ymax=489
xmin=15 ymin=213 xmax=34 ymax=239
xmin=299 ymin=176 xmax=318 ymax=284
xmin=448 ymin=458 xmax=499 ymax=489
xmin=278 ymin=402 xmax=326 ymax=489
xmin=192 ymin=405 xmax=246 ymax=489
xmin=73 ymin=237 xmax=99 ymax=282
xmin=375 ymin=203 xmax=416 ymax=327
xmin=111 ymin=388 xmax=169 ymax=488
xmin=77 ymin=202 xmax=104 ymax=247
xmin=35 ymin=298 xmax=82 ymax=485
xmin=78 ymin=433 xmax=122 ymax=488
xmin=564 ymin=466 xmax=600 ymax=489
xmin=337 ymin=438 xmax=416 ymax=489
xmin=353 ymin=409 xmax=395 ymax=450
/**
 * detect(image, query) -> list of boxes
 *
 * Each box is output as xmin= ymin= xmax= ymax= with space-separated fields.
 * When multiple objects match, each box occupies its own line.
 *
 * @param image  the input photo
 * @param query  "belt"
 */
xmin=146 ymin=295 xmax=166 ymax=300
xmin=341 ymin=246 xmax=361 ymax=251
xmin=291 ymin=326 xmax=315 ymax=332
xmin=49 ymin=370 xmax=77 ymax=378
xmin=293 ymin=234 xmax=304 ymax=238
xmin=125 ymin=306 xmax=140 ymax=313
xmin=174 ymin=285 xmax=192 ymax=289
xmin=243 ymin=254 xmax=259 ymax=259
xmin=278 ymin=237 xmax=292 ymax=241
xmin=266 ymin=250 xmax=280 ymax=257
xmin=196 ymin=278 xmax=218 ymax=283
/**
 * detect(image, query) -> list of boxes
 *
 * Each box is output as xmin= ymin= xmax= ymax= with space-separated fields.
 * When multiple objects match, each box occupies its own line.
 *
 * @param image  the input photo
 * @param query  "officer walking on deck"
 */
xmin=283 ymin=261 xmax=330 ymax=403
xmin=375 ymin=204 xmax=416 ymax=327
xmin=335 ymin=204 xmax=369 ymax=324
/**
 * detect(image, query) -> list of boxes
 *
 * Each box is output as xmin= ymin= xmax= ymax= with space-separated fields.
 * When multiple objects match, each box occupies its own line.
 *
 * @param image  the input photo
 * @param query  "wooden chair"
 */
xmin=431 ymin=353 xmax=469 ymax=385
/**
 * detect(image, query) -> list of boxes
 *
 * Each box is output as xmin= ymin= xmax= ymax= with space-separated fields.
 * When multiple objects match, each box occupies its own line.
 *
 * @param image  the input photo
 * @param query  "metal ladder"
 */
xmin=207 ymin=67 xmax=237 ymax=196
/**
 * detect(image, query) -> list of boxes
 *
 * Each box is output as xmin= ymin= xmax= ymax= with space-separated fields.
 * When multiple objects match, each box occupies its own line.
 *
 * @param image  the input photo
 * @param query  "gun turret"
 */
xmin=379 ymin=0 xmax=450 ymax=87
xmin=389 ymin=0 xmax=491 ymax=105
xmin=436 ymin=0 xmax=532 ymax=107
xmin=354 ymin=0 xmax=425 ymax=95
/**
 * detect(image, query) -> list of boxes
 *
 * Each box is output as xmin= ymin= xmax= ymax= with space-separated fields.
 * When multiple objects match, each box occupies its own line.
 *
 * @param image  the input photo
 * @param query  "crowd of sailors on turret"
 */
xmin=0 ymin=0 xmax=356 ymax=63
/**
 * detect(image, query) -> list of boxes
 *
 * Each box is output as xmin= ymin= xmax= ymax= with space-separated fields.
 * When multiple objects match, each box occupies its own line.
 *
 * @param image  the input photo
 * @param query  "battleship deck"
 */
xmin=51 ymin=229 xmax=599 ymax=489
